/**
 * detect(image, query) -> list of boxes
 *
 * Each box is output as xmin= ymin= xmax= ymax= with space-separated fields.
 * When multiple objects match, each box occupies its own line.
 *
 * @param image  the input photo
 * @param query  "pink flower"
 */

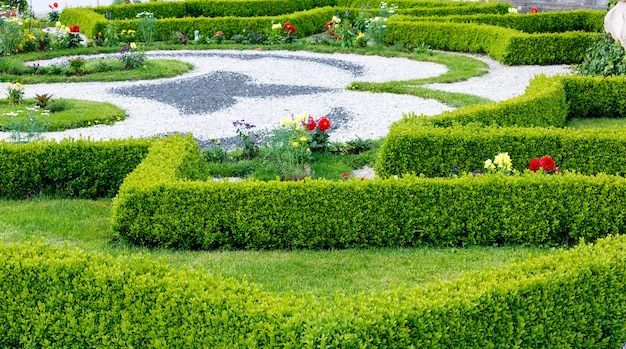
xmin=342 ymin=173 xmax=349 ymax=179
xmin=529 ymin=158 xmax=540 ymax=172
xmin=317 ymin=116 xmax=331 ymax=132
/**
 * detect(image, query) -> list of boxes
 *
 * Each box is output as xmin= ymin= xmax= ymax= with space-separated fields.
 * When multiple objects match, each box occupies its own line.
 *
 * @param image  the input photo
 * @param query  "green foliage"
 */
xmin=386 ymin=11 xmax=603 ymax=65
xmin=376 ymin=74 xmax=626 ymax=178
xmin=113 ymin=136 xmax=626 ymax=250
xmin=59 ymin=8 xmax=108 ymax=38
xmin=576 ymin=32 xmax=626 ymax=76
xmin=2 ymin=230 xmax=623 ymax=346
xmin=0 ymin=138 xmax=151 ymax=199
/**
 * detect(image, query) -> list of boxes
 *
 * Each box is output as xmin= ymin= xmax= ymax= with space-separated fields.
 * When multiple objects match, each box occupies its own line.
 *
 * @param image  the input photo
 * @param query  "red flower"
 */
xmin=531 ymin=7 xmax=538 ymax=13
xmin=214 ymin=31 xmax=223 ymax=36
xmin=69 ymin=25 xmax=80 ymax=33
xmin=539 ymin=156 xmax=555 ymax=172
xmin=529 ymin=158 xmax=541 ymax=172
xmin=342 ymin=173 xmax=349 ymax=179
xmin=284 ymin=22 xmax=296 ymax=34
xmin=303 ymin=115 xmax=316 ymax=131
xmin=317 ymin=116 xmax=331 ymax=132
xmin=11 ymin=11 xmax=16 ymax=17
xmin=324 ymin=21 xmax=334 ymax=31
xmin=54 ymin=2 xmax=58 ymax=7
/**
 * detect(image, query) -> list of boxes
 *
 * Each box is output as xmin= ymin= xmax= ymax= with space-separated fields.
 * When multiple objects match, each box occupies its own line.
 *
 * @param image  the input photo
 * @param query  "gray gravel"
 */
xmin=0 ymin=49 xmax=571 ymax=143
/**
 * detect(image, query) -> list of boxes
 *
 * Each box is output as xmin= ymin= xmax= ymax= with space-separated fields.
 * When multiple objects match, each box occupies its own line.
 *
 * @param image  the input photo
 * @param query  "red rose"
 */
xmin=539 ymin=156 xmax=555 ymax=172
xmin=531 ymin=7 xmax=538 ymax=13
xmin=69 ymin=25 xmax=80 ymax=33
xmin=317 ymin=116 xmax=331 ymax=132
xmin=303 ymin=115 xmax=316 ymax=131
xmin=529 ymin=158 xmax=540 ymax=172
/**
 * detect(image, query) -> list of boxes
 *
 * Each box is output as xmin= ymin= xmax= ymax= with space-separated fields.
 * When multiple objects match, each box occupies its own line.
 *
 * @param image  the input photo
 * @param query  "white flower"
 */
xmin=484 ymin=159 xmax=495 ymax=171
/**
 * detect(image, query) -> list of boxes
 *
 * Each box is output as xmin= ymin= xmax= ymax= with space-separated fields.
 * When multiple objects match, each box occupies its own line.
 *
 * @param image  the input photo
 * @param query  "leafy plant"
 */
xmin=67 ymin=56 xmax=86 ymax=74
xmin=576 ymin=32 xmax=626 ymax=76
xmin=119 ymin=43 xmax=145 ymax=70
xmin=7 ymin=113 xmax=49 ymax=143
xmin=34 ymin=93 xmax=53 ymax=108
xmin=264 ymin=125 xmax=313 ymax=181
xmin=46 ymin=98 xmax=70 ymax=113
xmin=136 ymin=12 xmax=155 ymax=45
xmin=202 ymin=138 xmax=230 ymax=163
xmin=232 ymin=120 xmax=260 ymax=160
xmin=6 ymin=82 xmax=25 ymax=105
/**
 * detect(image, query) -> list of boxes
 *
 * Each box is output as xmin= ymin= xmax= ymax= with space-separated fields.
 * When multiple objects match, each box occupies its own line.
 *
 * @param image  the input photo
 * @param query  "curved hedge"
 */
xmin=376 ymin=74 xmax=626 ymax=178
xmin=1 ymin=235 xmax=625 ymax=346
xmin=113 ymin=135 xmax=626 ymax=250
xmin=0 ymin=138 xmax=151 ymax=199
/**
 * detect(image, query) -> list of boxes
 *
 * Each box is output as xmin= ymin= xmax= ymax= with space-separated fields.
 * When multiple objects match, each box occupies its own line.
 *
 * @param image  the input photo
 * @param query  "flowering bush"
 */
xmin=529 ymin=155 xmax=560 ymax=174
xmin=119 ymin=43 xmax=145 ymax=69
xmin=67 ymin=56 xmax=86 ymax=74
xmin=484 ymin=152 xmax=514 ymax=175
xmin=120 ymin=29 xmax=136 ymax=44
xmin=47 ymin=2 xmax=59 ymax=22
xmin=264 ymin=123 xmax=313 ymax=181
xmin=233 ymin=119 xmax=260 ymax=159
xmin=268 ymin=22 xmax=297 ymax=44
xmin=302 ymin=115 xmax=332 ymax=152
xmin=6 ymin=82 xmax=25 ymax=105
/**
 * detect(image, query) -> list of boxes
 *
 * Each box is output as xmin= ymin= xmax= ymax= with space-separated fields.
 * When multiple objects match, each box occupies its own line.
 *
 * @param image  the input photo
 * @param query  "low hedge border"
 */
xmin=376 ymin=74 xmax=626 ymax=178
xmin=385 ymin=19 xmax=599 ymax=65
xmin=394 ymin=10 xmax=605 ymax=33
xmin=113 ymin=135 xmax=626 ymax=250
xmin=1 ymin=234 xmax=624 ymax=346
xmin=0 ymin=138 xmax=152 ymax=199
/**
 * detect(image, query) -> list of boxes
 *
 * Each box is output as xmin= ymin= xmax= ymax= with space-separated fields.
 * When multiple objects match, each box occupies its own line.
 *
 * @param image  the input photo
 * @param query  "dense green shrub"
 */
xmin=1 ymin=234 xmax=624 ymax=346
xmin=398 ymin=3 xmax=511 ymax=17
xmin=426 ymin=74 xmax=568 ymax=128
xmin=576 ymin=32 xmax=626 ymax=76
xmin=0 ymin=138 xmax=151 ymax=199
xmin=93 ymin=7 xmax=337 ymax=40
xmin=385 ymin=19 xmax=599 ymax=65
xmin=113 ymin=135 xmax=626 ymax=250
xmin=59 ymin=8 xmax=108 ymax=38
xmin=401 ymin=10 xmax=605 ymax=33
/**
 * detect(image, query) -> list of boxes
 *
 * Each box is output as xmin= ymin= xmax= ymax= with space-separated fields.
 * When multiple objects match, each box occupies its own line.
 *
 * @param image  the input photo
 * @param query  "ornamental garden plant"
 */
xmin=1 ymin=0 xmax=626 ymax=346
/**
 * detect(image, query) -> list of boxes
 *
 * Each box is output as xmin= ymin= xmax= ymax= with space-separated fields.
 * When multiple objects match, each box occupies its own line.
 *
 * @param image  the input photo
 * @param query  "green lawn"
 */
xmin=0 ymin=198 xmax=557 ymax=297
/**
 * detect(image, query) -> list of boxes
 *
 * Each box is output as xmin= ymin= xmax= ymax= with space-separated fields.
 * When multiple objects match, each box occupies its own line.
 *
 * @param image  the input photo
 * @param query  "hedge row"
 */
xmin=376 ymin=75 xmax=626 ymax=178
xmin=1 ymin=234 xmax=624 ymax=346
xmin=398 ymin=3 xmax=511 ymax=17
xmin=85 ymin=6 xmax=338 ymax=40
xmin=0 ymin=138 xmax=151 ymax=199
xmin=91 ymin=0 xmax=329 ymax=20
xmin=385 ymin=19 xmax=599 ymax=65
xmin=397 ymin=10 xmax=605 ymax=33
xmin=112 ymin=135 xmax=626 ymax=250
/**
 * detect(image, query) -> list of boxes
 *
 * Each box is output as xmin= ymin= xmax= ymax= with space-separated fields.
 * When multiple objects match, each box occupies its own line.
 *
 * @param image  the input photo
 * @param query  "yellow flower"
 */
xmin=292 ymin=141 xmax=299 ymax=147
xmin=128 ymin=30 xmax=136 ymax=35
xmin=332 ymin=15 xmax=341 ymax=24
xmin=508 ymin=7 xmax=519 ymax=14
xmin=484 ymin=159 xmax=495 ymax=171
xmin=55 ymin=21 xmax=61 ymax=28
xmin=130 ymin=42 xmax=137 ymax=49
xmin=121 ymin=30 xmax=127 ymax=35
xmin=272 ymin=23 xmax=282 ymax=30
xmin=293 ymin=112 xmax=308 ymax=125
xmin=299 ymin=135 xmax=307 ymax=142
xmin=357 ymin=32 xmax=364 ymax=39
xmin=279 ymin=117 xmax=294 ymax=127
xmin=493 ymin=152 xmax=512 ymax=171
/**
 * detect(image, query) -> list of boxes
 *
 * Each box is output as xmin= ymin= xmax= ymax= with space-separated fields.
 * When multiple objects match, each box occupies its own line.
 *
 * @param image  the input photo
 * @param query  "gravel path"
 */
xmin=0 ymin=49 xmax=571 ymax=143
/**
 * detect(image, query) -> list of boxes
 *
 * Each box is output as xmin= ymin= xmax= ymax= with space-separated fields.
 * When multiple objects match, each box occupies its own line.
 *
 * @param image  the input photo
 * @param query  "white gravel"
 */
xmin=0 ymin=49 xmax=572 ymax=143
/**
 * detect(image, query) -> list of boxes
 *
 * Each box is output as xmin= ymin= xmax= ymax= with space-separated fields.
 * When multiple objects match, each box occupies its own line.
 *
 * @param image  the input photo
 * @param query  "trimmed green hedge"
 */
xmin=386 ymin=19 xmax=599 ymax=65
xmin=92 ymin=0 xmax=322 ymax=20
xmin=399 ymin=10 xmax=605 ymax=33
xmin=92 ymin=7 xmax=337 ymax=40
xmin=376 ymin=74 xmax=626 ymax=178
xmin=113 ymin=135 xmax=626 ymax=249
xmin=0 ymin=138 xmax=151 ymax=199
xmin=398 ymin=3 xmax=511 ymax=17
xmin=1 ymin=235 xmax=625 ymax=346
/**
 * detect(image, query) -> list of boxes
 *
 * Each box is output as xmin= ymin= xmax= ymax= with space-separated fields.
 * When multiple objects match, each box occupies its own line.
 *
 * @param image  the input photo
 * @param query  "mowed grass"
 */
xmin=0 ymin=198 xmax=557 ymax=297
xmin=566 ymin=117 xmax=626 ymax=130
